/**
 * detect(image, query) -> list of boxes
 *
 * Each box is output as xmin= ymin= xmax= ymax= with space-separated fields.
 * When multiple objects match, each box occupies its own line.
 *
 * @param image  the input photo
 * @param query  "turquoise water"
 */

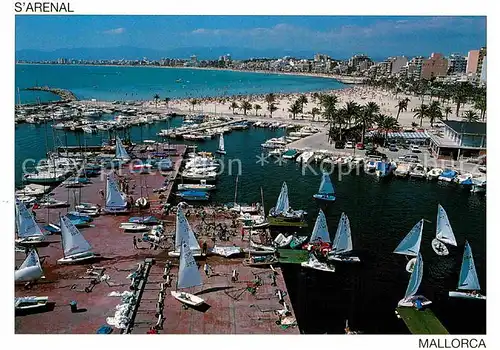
xmin=15 ymin=64 xmax=345 ymax=103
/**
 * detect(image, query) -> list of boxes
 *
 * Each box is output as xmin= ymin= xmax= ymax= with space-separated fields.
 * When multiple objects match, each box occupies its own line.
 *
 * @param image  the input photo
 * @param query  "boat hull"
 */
xmin=15 ymin=296 xmax=49 ymax=311
xmin=171 ymin=291 xmax=205 ymax=306
xmin=216 ymin=150 xmax=226 ymax=155
xmin=398 ymin=295 xmax=432 ymax=308
xmin=448 ymin=291 xmax=486 ymax=300
xmin=168 ymin=250 xmax=202 ymax=258
xmin=301 ymin=261 xmax=336 ymax=273
xmin=58 ymin=252 xmax=98 ymax=264
xmin=313 ymin=194 xmax=336 ymax=201
xmin=327 ymin=255 xmax=361 ymax=263
xmin=406 ymin=258 xmax=417 ymax=273
xmin=431 ymin=238 xmax=449 ymax=256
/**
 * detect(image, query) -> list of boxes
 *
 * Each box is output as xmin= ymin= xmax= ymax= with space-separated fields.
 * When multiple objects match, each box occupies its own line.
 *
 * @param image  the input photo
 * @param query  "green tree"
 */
xmin=395 ymin=98 xmax=410 ymax=121
xmin=474 ymin=95 xmax=486 ymax=121
xmin=288 ymin=100 xmax=301 ymax=120
xmin=297 ymin=94 xmax=308 ymax=113
xmin=452 ymin=82 xmax=473 ymax=117
xmin=377 ymin=115 xmax=400 ymax=144
xmin=357 ymin=101 xmax=380 ymax=145
xmin=254 ymin=104 xmax=262 ymax=116
xmin=343 ymin=101 xmax=361 ymax=129
xmin=268 ymin=103 xmax=278 ymax=118
xmin=427 ymin=101 xmax=442 ymax=127
xmin=153 ymin=94 xmax=160 ymax=108
xmin=164 ymin=97 xmax=170 ymax=108
xmin=413 ymin=104 xmax=429 ymax=127
xmin=190 ymin=99 xmax=197 ymax=112
xmin=311 ymin=107 xmax=320 ymax=121
xmin=230 ymin=101 xmax=239 ymax=114
xmin=462 ymin=110 xmax=479 ymax=123
xmin=443 ymin=106 xmax=452 ymax=121
xmin=265 ymin=93 xmax=276 ymax=112
xmin=240 ymin=100 xmax=252 ymax=116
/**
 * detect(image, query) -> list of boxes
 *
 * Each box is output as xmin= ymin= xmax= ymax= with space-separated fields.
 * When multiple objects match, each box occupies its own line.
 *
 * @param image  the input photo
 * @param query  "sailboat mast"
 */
xmin=260 ymin=186 xmax=265 ymax=215
xmin=234 ymin=176 xmax=239 ymax=204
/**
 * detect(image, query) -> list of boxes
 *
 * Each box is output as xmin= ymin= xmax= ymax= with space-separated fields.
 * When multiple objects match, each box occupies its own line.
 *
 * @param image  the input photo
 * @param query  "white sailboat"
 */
xmin=168 ymin=206 xmax=202 ymax=257
xmin=449 ymin=241 xmax=486 ymax=300
xmin=103 ymin=175 xmax=129 ymax=213
xmin=301 ymin=253 xmax=335 ymax=273
xmin=114 ymin=136 xmax=131 ymax=162
xmin=431 ymin=204 xmax=457 ymax=256
xmin=269 ymin=182 xmax=306 ymax=220
xmin=393 ymin=219 xmax=423 ymax=273
xmin=327 ymin=213 xmax=361 ymax=263
xmin=58 ymin=215 xmax=97 ymax=264
xmin=312 ymin=172 xmax=336 ymax=201
xmin=397 ymin=253 xmax=432 ymax=308
xmin=15 ymin=249 xmax=45 ymax=283
xmin=171 ymin=240 xmax=205 ymax=306
xmin=309 ymin=209 xmax=331 ymax=244
xmin=15 ymin=199 xmax=46 ymax=246
xmin=216 ymin=133 xmax=226 ymax=154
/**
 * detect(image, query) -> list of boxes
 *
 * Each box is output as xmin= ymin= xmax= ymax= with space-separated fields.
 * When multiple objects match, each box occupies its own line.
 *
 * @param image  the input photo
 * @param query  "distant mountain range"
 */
xmin=16 ymin=46 xmax=383 ymax=62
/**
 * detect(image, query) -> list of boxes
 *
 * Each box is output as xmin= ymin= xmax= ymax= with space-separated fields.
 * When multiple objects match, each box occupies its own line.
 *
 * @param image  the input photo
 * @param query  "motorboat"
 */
xmin=437 ymin=169 xmax=457 ymax=182
xmin=409 ymin=164 xmax=427 ymax=179
xmin=426 ymin=167 xmax=443 ymax=180
xmin=301 ymin=254 xmax=335 ymax=273
xmin=120 ymin=222 xmax=149 ymax=232
xmin=394 ymin=163 xmax=411 ymax=178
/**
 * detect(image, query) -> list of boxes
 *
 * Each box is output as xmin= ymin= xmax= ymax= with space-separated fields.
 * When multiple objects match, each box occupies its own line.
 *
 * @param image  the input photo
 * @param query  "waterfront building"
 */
xmin=348 ymin=54 xmax=373 ymax=71
xmin=447 ymin=54 xmax=467 ymax=74
xmin=421 ymin=53 xmax=448 ymax=80
xmin=477 ymin=47 xmax=486 ymax=75
xmin=466 ymin=50 xmax=479 ymax=74
xmin=428 ymin=121 xmax=486 ymax=160
xmin=480 ymin=56 xmax=487 ymax=83
xmin=388 ymin=56 xmax=408 ymax=76
xmin=406 ymin=56 xmax=424 ymax=79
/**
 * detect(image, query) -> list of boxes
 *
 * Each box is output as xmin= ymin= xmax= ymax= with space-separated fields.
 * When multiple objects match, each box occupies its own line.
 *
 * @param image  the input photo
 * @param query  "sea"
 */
xmin=14 ymin=65 xmax=486 ymax=334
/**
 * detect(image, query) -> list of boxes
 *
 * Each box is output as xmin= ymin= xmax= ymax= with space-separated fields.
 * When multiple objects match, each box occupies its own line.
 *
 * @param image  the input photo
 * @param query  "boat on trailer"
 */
xmin=15 ymin=198 xmax=47 ymax=247
xmin=171 ymin=240 xmax=205 ymax=307
xmin=393 ymin=219 xmax=423 ymax=273
xmin=15 ymin=249 xmax=45 ymax=284
xmin=431 ymin=204 xmax=457 ymax=256
xmin=448 ymin=241 xmax=486 ymax=300
xmin=168 ymin=205 xmax=202 ymax=257
xmin=313 ymin=172 xmax=336 ymax=201
xmin=103 ymin=175 xmax=129 ymax=214
xmin=15 ymin=296 xmax=49 ymax=312
xmin=57 ymin=215 xmax=98 ymax=264
xmin=397 ymin=253 xmax=432 ymax=308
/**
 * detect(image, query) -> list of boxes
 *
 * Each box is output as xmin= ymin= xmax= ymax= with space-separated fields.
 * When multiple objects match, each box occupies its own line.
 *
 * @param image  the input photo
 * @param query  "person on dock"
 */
xmin=241 ymin=227 xmax=245 ymax=241
xmin=203 ymin=263 xmax=211 ymax=277
xmin=202 ymin=241 xmax=208 ymax=256
xmin=133 ymin=236 xmax=138 ymax=249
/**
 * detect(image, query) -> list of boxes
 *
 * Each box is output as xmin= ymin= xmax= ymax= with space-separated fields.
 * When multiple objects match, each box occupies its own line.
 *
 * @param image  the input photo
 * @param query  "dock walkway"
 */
xmin=396 ymin=307 xmax=449 ymax=334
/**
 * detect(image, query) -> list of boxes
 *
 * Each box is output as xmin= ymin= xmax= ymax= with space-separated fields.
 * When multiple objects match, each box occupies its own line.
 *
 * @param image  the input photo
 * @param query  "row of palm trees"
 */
xmin=412 ymin=100 xmax=481 ymax=127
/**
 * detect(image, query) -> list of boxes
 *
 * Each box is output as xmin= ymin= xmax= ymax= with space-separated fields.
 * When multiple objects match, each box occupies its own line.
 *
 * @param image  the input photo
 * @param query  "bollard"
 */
xmin=69 ymin=301 xmax=78 ymax=313
xmin=231 ymin=269 xmax=239 ymax=282
xmin=165 ymin=275 xmax=171 ymax=287
xmin=163 ymin=267 xmax=170 ymax=279
xmin=276 ymin=290 xmax=284 ymax=304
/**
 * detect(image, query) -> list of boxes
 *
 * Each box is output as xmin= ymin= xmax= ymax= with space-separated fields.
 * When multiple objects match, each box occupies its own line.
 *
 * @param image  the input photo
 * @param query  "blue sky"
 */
xmin=15 ymin=16 xmax=486 ymax=58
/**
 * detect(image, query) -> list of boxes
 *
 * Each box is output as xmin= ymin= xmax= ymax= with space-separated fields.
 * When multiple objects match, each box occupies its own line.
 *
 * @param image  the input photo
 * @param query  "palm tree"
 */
xmin=452 ymin=81 xmax=473 ymax=117
xmin=265 ymin=93 xmax=276 ymax=112
xmin=230 ymin=101 xmax=239 ymax=114
xmin=395 ymin=97 xmax=410 ymax=121
xmin=268 ymin=103 xmax=278 ymax=118
xmin=443 ymin=106 xmax=452 ymax=121
xmin=190 ymin=99 xmax=197 ymax=112
xmin=413 ymin=104 xmax=429 ymax=127
xmin=321 ymin=95 xmax=339 ymax=143
xmin=427 ymin=101 xmax=442 ymax=127
xmin=377 ymin=115 xmax=400 ymax=144
xmin=288 ymin=100 xmax=301 ymax=120
xmin=357 ymin=102 xmax=380 ymax=145
xmin=343 ymin=101 xmax=361 ymax=129
xmin=462 ymin=110 xmax=479 ymax=123
xmin=240 ymin=100 xmax=252 ymax=116
xmin=164 ymin=97 xmax=170 ymax=108
xmin=312 ymin=92 xmax=320 ymax=104
xmin=153 ymin=94 xmax=160 ymax=108
xmin=254 ymin=104 xmax=262 ymax=116
xmin=311 ymin=107 xmax=320 ymax=121
xmin=474 ymin=96 xmax=486 ymax=121
xmin=297 ymin=94 xmax=308 ymax=113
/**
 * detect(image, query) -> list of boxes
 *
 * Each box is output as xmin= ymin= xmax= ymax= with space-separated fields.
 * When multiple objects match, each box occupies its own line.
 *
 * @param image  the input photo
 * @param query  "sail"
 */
xmin=310 ymin=209 xmax=331 ymax=243
xmin=19 ymin=249 xmax=42 ymax=270
xmin=404 ymin=253 xmax=423 ymax=299
xmin=175 ymin=207 xmax=201 ymax=251
xmin=15 ymin=199 xmax=44 ymax=238
xmin=393 ymin=219 xmax=423 ymax=256
xmin=436 ymin=204 xmax=457 ymax=246
xmin=218 ymin=134 xmax=225 ymax=151
xmin=177 ymin=240 xmax=203 ymax=289
xmin=332 ymin=213 xmax=353 ymax=254
xmin=115 ymin=136 xmax=130 ymax=161
xmin=274 ymin=182 xmax=290 ymax=215
xmin=105 ymin=175 xmax=127 ymax=210
xmin=457 ymin=241 xmax=481 ymax=291
xmin=318 ymin=173 xmax=335 ymax=195
xmin=60 ymin=215 xmax=93 ymax=257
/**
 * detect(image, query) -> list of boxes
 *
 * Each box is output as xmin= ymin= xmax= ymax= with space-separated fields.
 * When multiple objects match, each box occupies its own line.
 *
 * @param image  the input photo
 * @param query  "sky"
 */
xmin=15 ymin=16 xmax=487 ymax=59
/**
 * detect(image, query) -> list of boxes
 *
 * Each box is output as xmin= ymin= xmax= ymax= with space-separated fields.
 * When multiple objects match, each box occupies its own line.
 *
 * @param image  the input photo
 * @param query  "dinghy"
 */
xmin=58 ymin=215 xmax=98 ymax=264
xmin=119 ymin=223 xmax=148 ymax=232
xmin=168 ymin=206 xmax=202 ymax=257
xmin=289 ymin=235 xmax=308 ymax=249
xmin=39 ymin=198 xmax=69 ymax=208
xmin=269 ymin=182 xmax=306 ymax=221
xmin=301 ymin=253 xmax=335 ymax=273
xmin=448 ymin=241 xmax=486 ymax=300
xmin=242 ymin=255 xmax=278 ymax=267
xmin=103 ymin=175 xmax=129 ymax=214
xmin=431 ymin=204 xmax=457 ymax=256
xmin=114 ymin=136 xmax=131 ymax=163
xmin=15 ymin=296 xmax=49 ymax=311
xmin=15 ymin=249 xmax=45 ymax=283
xmin=15 ymin=199 xmax=47 ymax=246
xmin=327 ymin=213 xmax=361 ymax=263
xmin=216 ymin=133 xmax=226 ymax=154
xmin=171 ymin=241 xmax=205 ymax=306
xmin=397 ymin=253 xmax=432 ymax=308
xmin=393 ymin=219 xmax=423 ymax=273
xmin=308 ymin=209 xmax=331 ymax=245
xmin=313 ymin=172 xmax=336 ymax=201
xmin=273 ymin=233 xmax=294 ymax=248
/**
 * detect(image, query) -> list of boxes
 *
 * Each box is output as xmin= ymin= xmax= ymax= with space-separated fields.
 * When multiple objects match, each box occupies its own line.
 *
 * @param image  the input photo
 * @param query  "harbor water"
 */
xmin=14 ymin=120 xmax=486 ymax=334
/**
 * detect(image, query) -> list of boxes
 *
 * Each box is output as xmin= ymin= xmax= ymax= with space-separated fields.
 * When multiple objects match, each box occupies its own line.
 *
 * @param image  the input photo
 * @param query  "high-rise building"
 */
xmin=480 ymin=56 xmax=487 ymax=83
xmin=406 ymin=56 xmax=424 ymax=79
xmin=466 ymin=50 xmax=479 ymax=74
xmin=477 ymin=47 xmax=486 ymax=75
xmin=388 ymin=56 xmax=408 ymax=75
xmin=448 ymin=54 xmax=467 ymax=74
xmin=421 ymin=53 xmax=448 ymax=79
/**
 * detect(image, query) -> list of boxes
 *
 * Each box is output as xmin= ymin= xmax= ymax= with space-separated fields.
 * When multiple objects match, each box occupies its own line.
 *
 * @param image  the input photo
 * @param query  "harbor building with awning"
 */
xmin=427 ymin=121 xmax=486 ymax=160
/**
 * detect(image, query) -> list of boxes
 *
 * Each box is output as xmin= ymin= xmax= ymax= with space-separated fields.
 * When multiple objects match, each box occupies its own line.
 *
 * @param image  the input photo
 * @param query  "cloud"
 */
xmin=103 ymin=27 xmax=126 ymax=35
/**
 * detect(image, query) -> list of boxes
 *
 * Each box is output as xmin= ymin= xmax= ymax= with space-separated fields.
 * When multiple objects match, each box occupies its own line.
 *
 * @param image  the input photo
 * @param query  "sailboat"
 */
xmin=313 ymin=172 xmax=336 ymax=201
xmin=15 ymin=199 xmax=47 ymax=246
xmin=448 ymin=241 xmax=486 ymax=300
xmin=167 ymin=206 xmax=202 ymax=257
xmin=114 ymin=136 xmax=131 ymax=163
xmin=309 ymin=209 xmax=331 ymax=245
xmin=397 ymin=253 xmax=432 ymax=308
xmin=327 ymin=213 xmax=361 ymax=263
xmin=216 ymin=133 xmax=226 ymax=154
xmin=269 ymin=182 xmax=306 ymax=221
xmin=301 ymin=252 xmax=336 ymax=273
xmin=431 ymin=204 xmax=457 ymax=256
xmin=393 ymin=219 xmax=424 ymax=273
xmin=171 ymin=240 xmax=205 ymax=306
xmin=103 ymin=174 xmax=129 ymax=214
xmin=58 ymin=215 xmax=98 ymax=264
xmin=15 ymin=249 xmax=45 ymax=283
xmin=228 ymin=176 xmax=260 ymax=213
